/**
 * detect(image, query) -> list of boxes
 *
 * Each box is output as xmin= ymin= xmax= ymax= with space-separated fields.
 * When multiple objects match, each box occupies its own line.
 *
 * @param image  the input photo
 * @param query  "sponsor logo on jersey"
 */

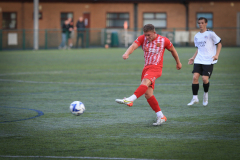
xmin=144 ymin=47 xmax=149 ymax=51
xmin=149 ymin=48 xmax=156 ymax=53
xmin=197 ymin=41 xmax=206 ymax=47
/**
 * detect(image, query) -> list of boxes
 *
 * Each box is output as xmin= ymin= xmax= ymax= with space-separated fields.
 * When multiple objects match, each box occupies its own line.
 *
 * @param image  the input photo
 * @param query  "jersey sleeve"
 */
xmin=164 ymin=37 xmax=173 ymax=50
xmin=211 ymin=31 xmax=221 ymax=45
xmin=134 ymin=35 xmax=145 ymax=46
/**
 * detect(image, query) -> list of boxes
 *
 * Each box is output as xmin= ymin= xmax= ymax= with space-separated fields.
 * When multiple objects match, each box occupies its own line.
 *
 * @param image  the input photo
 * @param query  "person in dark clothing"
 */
xmin=76 ymin=16 xmax=85 ymax=48
xmin=68 ymin=18 xmax=74 ymax=49
xmin=59 ymin=19 xmax=70 ymax=49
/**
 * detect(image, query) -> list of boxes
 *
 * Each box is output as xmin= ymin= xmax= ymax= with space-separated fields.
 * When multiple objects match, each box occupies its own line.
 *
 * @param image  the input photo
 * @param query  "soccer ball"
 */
xmin=69 ymin=101 xmax=85 ymax=116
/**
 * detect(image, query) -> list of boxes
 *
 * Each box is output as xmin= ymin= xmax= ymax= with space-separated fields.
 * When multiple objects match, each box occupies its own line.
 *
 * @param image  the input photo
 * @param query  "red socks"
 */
xmin=133 ymin=85 xmax=161 ymax=113
xmin=134 ymin=85 xmax=148 ymax=98
xmin=147 ymin=95 xmax=161 ymax=113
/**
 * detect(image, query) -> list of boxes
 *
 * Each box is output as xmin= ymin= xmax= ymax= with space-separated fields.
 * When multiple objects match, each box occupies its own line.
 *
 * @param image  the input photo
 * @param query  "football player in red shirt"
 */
xmin=115 ymin=24 xmax=182 ymax=126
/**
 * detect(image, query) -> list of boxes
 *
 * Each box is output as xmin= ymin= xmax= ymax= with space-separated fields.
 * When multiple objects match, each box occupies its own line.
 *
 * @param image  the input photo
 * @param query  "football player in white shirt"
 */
xmin=188 ymin=17 xmax=222 ymax=106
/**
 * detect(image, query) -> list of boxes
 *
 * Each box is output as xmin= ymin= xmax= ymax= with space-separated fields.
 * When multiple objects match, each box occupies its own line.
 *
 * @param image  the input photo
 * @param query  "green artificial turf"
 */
xmin=0 ymin=47 xmax=239 ymax=159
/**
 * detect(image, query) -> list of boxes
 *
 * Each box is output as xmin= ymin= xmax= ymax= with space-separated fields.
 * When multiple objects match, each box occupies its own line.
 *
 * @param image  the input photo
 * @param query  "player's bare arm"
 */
xmin=212 ymin=42 xmax=222 ymax=61
xmin=122 ymin=42 xmax=139 ymax=60
xmin=167 ymin=45 xmax=182 ymax=70
xmin=188 ymin=49 xmax=198 ymax=65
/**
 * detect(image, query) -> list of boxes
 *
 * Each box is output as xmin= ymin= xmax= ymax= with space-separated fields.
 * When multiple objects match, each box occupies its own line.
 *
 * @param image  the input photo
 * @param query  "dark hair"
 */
xmin=198 ymin=17 xmax=208 ymax=23
xmin=143 ymin=24 xmax=155 ymax=32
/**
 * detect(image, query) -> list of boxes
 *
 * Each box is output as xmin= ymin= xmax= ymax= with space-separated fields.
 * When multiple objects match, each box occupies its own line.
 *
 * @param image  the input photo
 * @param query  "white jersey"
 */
xmin=194 ymin=30 xmax=221 ymax=64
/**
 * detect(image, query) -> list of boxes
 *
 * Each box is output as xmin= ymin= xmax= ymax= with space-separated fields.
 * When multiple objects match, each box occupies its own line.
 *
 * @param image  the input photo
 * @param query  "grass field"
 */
xmin=0 ymin=47 xmax=240 ymax=160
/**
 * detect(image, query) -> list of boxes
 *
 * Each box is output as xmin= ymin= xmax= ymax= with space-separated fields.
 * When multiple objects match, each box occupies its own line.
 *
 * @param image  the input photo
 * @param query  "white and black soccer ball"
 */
xmin=69 ymin=101 xmax=85 ymax=116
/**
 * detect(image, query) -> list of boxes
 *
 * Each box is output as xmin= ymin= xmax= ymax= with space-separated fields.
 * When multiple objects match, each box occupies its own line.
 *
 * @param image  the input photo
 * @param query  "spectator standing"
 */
xmin=76 ymin=16 xmax=85 ymax=48
xmin=59 ymin=19 xmax=69 ymax=49
xmin=68 ymin=18 xmax=74 ymax=49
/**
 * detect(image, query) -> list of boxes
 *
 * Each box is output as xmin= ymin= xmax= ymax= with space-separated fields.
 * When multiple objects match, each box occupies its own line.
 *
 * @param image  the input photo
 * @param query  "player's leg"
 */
xmin=201 ymin=64 xmax=213 ymax=106
xmin=145 ymin=87 xmax=167 ymax=126
xmin=202 ymin=76 xmax=209 ymax=106
xmin=116 ymin=66 xmax=162 ymax=107
xmin=188 ymin=64 xmax=202 ymax=106
xmin=188 ymin=72 xmax=200 ymax=105
xmin=116 ymin=66 xmax=151 ymax=107
xmin=115 ymin=79 xmax=150 ymax=107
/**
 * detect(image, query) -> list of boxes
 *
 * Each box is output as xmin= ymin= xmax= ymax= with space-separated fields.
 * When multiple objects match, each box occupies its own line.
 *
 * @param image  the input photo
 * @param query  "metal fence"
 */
xmin=0 ymin=27 xmax=239 ymax=50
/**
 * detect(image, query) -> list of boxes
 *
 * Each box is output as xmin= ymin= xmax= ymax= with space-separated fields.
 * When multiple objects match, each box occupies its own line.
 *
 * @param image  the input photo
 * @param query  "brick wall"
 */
xmin=189 ymin=2 xmax=240 ymax=46
xmin=138 ymin=3 xmax=186 ymax=28
xmin=1 ymin=2 xmax=239 ymax=29
xmin=0 ymin=1 xmax=240 ymax=46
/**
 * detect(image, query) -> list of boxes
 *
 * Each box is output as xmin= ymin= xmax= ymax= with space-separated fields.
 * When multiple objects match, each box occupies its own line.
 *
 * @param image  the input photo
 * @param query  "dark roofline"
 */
xmin=1 ymin=0 xmax=239 ymax=3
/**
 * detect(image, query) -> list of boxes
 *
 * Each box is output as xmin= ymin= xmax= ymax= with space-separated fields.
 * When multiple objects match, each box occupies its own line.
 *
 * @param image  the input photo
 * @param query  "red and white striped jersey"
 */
xmin=134 ymin=34 xmax=173 ymax=67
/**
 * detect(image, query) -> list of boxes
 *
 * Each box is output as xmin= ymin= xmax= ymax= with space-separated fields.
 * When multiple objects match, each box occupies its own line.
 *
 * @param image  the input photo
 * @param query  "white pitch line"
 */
xmin=0 ymin=79 xmax=233 ymax=86
xmin=0 ymin=71 xmax=63 ymax=76
xmin=0 ymin=71 xmax=238 ymax=76
xmin=0 ymin=79 xmax=135 ymax=86
xmin=0 ymin=155 xmax=170 ymax=160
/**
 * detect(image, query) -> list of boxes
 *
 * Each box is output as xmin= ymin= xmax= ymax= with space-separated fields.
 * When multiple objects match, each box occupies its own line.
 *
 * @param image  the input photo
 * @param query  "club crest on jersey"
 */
xmin=156 ymin=43 xmax=160 ymax=47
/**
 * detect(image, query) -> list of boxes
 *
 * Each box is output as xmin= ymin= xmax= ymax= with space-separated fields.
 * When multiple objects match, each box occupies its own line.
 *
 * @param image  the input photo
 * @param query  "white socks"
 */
xmin=203 ymin=92 xmax=208 ymax=100
xmin=156 ymin=111 xmax=163 ymax=118
xmin=204 ymin=92 xmax=208 ymax=97
xmin=193 ymin=95 xmax=198 ymax=100
xmin=126 ymin=94 xmax=137 ymax=102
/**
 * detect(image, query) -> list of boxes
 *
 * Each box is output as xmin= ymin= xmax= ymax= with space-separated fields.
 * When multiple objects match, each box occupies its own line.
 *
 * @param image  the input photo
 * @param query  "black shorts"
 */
xmin=192 ymin=64 xmax=214 ymax=78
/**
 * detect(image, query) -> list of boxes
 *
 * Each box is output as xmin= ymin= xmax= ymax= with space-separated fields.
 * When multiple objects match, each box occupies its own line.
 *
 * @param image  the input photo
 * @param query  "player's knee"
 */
xmin=145 ymin=94 xmax=150 ymax=99
xmin=202 ymin=77 xmax=209 ymax=84
xmin=145 ymin=92 xmax=152 ymax=99
xmin=192 ymin=75 xmax=199 ymax=83
xmin=141 ymin=79 xmax=152 ymax=87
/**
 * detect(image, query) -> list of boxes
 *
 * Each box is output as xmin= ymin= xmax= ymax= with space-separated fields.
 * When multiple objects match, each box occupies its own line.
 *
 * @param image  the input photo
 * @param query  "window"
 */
xmin=60 ymin=12 xmax=73 ymax=26
xmin=196 ymin=13 xmax=213 ymax=28
xmin=106 ymin=13 xmax=129 ymax=28
xmin=143 ymin=13 xmax=167 ymax=28
xmin=2 ymin=12 xmax=17 ymax=29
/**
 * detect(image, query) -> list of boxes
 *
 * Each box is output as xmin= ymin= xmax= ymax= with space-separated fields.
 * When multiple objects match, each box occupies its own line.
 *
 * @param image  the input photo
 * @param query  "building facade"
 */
xmin=0 ymin=0 xmax=240 ymax=48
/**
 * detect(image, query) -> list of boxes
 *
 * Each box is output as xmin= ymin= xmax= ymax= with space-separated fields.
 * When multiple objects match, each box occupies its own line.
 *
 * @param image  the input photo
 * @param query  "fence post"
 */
xmin=104 ymin=28 xmax=107 ymax=46
xmin=45 ymin=29 xmax=48 ymax=49
xmin=22 ymin=29 xmax=25 ymax=50
xmin=86 ymin=28 xmax=89 ymax=48
xmin=0 ymin=30 xmax=2 ymax=51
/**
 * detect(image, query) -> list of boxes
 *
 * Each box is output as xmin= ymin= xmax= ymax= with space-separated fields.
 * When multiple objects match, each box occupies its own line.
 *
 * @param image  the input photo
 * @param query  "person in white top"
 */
xmin=188 ymin=17 xmax=222 ymax=106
